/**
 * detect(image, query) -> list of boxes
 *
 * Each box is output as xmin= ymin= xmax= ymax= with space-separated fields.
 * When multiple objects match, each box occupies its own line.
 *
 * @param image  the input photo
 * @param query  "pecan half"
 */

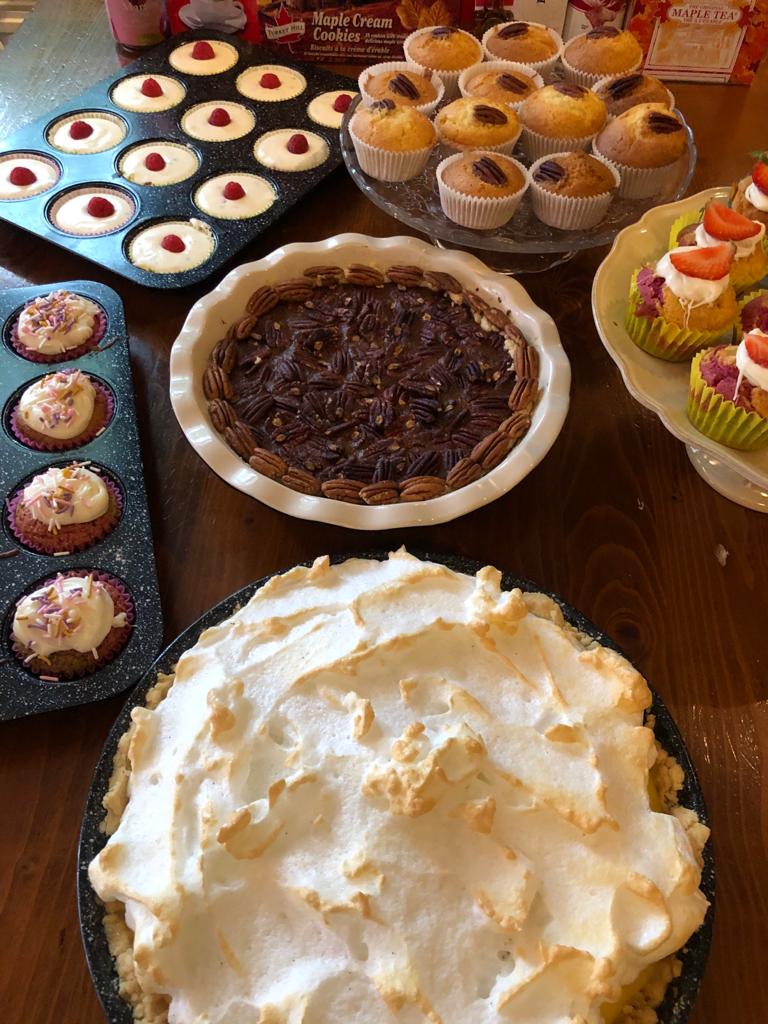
xmin=249 ymin=448 xmax=287 ymax=479
xmin=400 ymin=475 xmax=448 ymax=502
xmin=282 ymin=467 xmax=321 ymax=495
xmin=321 ymin=478 xmax=365 ymax=503
xmin=224 ymin=422 xmax=256 ymax=459
xmin=386 ymin=265 xmax=425 ymax=286
xmin=346 ymin=264 xmax=385 ymax=287
xmin=471 ymin=430 xmax=513 ymax=470
xmin=483 ymin=306 xmax=515 ymax=333
xmin=423 ymin=271 xmax=462 ymax=294
xmin=234 ymin=315 xmax=258 ymax=340
xmin=208 ymin=399 xmax=236 ymax=432
xmin=203 ymin=364 xmax=232 ymax=401
xmin=446 ymin=457 xmax=483 ymax=489
xmin=507 ymin=378 xmax=538 ymax=415
xmin=360 ymin=481 xmax=400 ymax=505
xmin=514 ymin=343 xmax=538 ymax=380
xmin=276 ymin=278 xmax=315 ymax=303
xmin=303 ymin=264 xmax=344 ymax=284
xmin=498 ymin=411 xmax=531 ymax=442
xmin=246 ymin=286 xmax=279 ymax=317
xmin=217 ymin=338 xmax=238 ymax=373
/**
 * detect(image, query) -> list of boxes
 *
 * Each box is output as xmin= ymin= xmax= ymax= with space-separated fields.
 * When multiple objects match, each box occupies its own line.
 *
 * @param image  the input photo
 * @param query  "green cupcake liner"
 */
xmin=668 ymin=209 xmax=701 ymax=250
xmin=686 ymin=349 xmax=768 ymax=450
xmin=626 ymin=271 xmax=732 ymax=362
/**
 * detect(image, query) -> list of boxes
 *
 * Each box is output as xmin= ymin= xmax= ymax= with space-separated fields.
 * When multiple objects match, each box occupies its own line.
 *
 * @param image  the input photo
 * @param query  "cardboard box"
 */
xmin=562 ymin=0 xmax=628 ymax=40
xmin=627 ymin=0 xmax=768 ymax=83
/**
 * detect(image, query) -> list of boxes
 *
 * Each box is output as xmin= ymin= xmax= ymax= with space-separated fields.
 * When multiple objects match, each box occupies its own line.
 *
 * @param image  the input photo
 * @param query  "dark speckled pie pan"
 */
xmin=0 ymin=280 xmax=162 ymax=720
xmin=77 ymin=549 xmax=713 ymax=1024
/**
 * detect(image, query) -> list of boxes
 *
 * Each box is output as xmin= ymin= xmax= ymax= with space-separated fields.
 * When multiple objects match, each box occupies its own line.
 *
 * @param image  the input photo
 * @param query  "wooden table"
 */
xmin=1 ymin=3 xmax=767 ymax=1021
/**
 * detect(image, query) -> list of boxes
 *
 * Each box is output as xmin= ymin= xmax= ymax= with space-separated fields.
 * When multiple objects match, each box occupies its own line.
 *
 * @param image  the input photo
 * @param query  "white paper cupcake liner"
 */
xmin=437 ymin=151 xmax=530 ymax=228
xmin=436 ymin=119 xmax=522 ymax=156
xmin=481 ymin=24 xmax=563 ymax=82
xmin=349 ymin=125 xmax=434 ymax=182
xmin=403 ymin=28 xmax=484 ymax=99
xmin=591 ymin=139 xmax=674 ymax=199
xmin=458 ymin=60 xmax=544 ymax=112
xmin=593 ymin=74 xmax=676 ymax=118
xmin=520 ymin=125 xmax=595 ymax=162
xmin=358 ymin=61 xmax=445 ymax=116
xmin=529 ymin=150 xmax=619 ymax=229
xmin=560 ymin=49 xmax=642 ymax=90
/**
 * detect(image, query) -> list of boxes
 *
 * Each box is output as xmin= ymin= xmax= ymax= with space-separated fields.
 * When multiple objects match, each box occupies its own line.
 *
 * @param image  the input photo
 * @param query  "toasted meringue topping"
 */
xmin=89 ymin=551 xmax=708 ymax=1024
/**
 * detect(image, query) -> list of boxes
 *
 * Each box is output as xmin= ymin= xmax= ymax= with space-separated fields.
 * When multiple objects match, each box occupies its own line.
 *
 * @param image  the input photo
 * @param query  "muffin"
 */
xmin=530 ymin=151 xmax=619 ymax=230
xmin=519 ymin=82 xmax=606 ymax=160
xmin=687 ymin=334 xmax=768 ymax=449
xmin=403 ymin=26 xmax=483 ymax=96
xmin=594 ymin=103 xmax=688 ymax=198
xmin=435 ymin=97 xmax=521 ymax=153
xmin=626 ymin=243 xmax=737 ymax=361
xmin=437 ymin=150 xmax=529 ymax=228
xmin=732 ymin=157 xmax=768 ymax=226
xmin=11 ymin=290 xmax=105 ymax=363
xmin=458 ymin=61 xmax=542 ymax=110
xmin=359 ymin=62 xmax=443 ymax=115
xmin=11 ymin=571 xmax=133 ymax=681
xmin=670 ymin=200 xmax=767 ymax=293
xmin=594 ymin=73 xmax=674 ymax=117
xmin=128 ymin=220 xmax=216 ymax=275
xmin=8 ymin=462 xmax=122 ymax=555
xmin=482 ymin=20 xmax=562 ymax=78
xmin=349 ymin=101 xmax=436 ymax=181
xmin=11 ymin=369 xmax=113 ymax=451
xmin=562 ymin=27 xmax=643 ymax=87
xmin=739 ymin=288 xmax=768 ymax=335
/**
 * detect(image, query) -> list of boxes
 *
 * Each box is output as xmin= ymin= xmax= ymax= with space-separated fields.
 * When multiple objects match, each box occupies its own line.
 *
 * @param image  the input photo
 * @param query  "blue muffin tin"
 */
xmin=0 ymin=31 xmax=354 ymax=289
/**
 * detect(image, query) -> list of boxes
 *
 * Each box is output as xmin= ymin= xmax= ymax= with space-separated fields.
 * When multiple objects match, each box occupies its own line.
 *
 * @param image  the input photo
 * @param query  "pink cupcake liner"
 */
xmin=10 ymin=569 xmax=135 ymax=682
xmin=520 ymin=125 xmax=596 ymax=161
xmin=358 ymin=61 xmax=445 ymax=116
xmin=529 ymin=150 xmax=620 ymax=230
xmin=7 ymin=469 xmax=123 ymax=555
xmin=10 ymin=375 xmax=115 ymax=452
xmin=10 ymin=306 xmax=107 ymax=364
xmin=560 ymin=50 xmax=642 ymax=90
xmin=403 ymin=28 xmax=484 ymax=100
xmin=458 ymin=60 xmax=544 ymax=112
xmin=437 ymin=151 xmax=530 ymax=228
xmin=481 ymin=24 xmax=563 ymax=82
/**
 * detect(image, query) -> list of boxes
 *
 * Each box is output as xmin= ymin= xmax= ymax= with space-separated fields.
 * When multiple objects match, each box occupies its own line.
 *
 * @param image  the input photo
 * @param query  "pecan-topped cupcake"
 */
xmin=11 ymin=369 xmax=113 ymax=451
xmin=349 ymin=101 xmax=436 ymax=181
xmin=562 ymin=27 xmax=643 ymax=87
xmin=530 ymin=151 xmax=619 ymax=230
xmin=437 ymin=150 xmax=529 ymax=228
xmin=403 ymin=26 xmax=483 ymax=96
xmin=594 ymin=73 xmax=673 ymax=117
xmin=435 ymin=98 xmax=521 ymax=153
xmin=482 ymin=21 xmax=562 ymax=78
xmin=359 ymin=62 xmax=443 ymax=115
xmin=11 ymin=290 xmax=105 ymax=363
xmin=519 ymin=82 xmax=606 ymax=160
xmin=594 ymin=102 xmax=688 ymax=198
xmin=459 ymin=61 xmax=542 ymax=111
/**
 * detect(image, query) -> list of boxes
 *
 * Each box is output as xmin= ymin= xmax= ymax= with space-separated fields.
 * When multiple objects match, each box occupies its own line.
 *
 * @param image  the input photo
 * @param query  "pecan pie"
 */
xmin=203 ymin=264 xmax=540 ymax=504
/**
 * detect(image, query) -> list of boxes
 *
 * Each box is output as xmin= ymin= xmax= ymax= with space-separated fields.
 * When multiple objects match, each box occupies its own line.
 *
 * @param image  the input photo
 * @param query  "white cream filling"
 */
xmin=694 ymin=220 xmax=765 ymax=259
xmin=745 ymin=181 xmax=768 ymax=213
xmin=48 ymin=115 xmax=125 ymax=154
xmin=181 ymin=102 xmax=255 ymax=143
xmin=254 ymin=129 xmax=329 ymax=172
xmin=129 ymin=219 xmax=214 ymax=274
xmin=119 ymin=143 xmax=200 ymax=186
xmin=736 ymin=330 xmax=768 ymax=390
xmin=236 ymin=65 xmax=307 ymax=102
xmin=51 ymin=190 xmax=134 ymax=236
xmin=307 ymin=91 xmax=358 ymax=128
xmin=111 ymin=74 xmax=186 ymax=113
xmin=0 ymin=156 xmax=59 ymax=200
xmin=88 ymin=551 xmax=709 ymax=1024
xmin=168 ymin=40 xmax=238 ymax=75
xmin=13 ymin=574 xmax=123 ymax=658
xmin=22 ymin=465 xmax=109 ymax=531
xmin=19 ymin=371 xmax=96 ymax=439
xmin=194 ymin=173 xmax=276 ymax=220
xmin=655 ymin=246 xmax=730 ymax=308
xmin=17 ymin=291 xmax=99 ymax=354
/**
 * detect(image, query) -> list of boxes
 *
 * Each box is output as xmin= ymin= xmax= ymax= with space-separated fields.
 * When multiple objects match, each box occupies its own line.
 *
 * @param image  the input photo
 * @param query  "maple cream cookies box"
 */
xmin=166 ymin=0 xmax=476 ymax=63
xmin=627 ymin=0 xmax=768 ymax=83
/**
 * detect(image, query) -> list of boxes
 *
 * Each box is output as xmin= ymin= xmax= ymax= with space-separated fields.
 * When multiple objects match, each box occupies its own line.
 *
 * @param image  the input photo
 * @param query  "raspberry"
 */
xmin=141 ymin=77 xmax=164 ymax=98
xmin=208 ymin=107 xmax=232 ymax=127
xmin=9 ymin=166 xmax=37 ymax=186
xmin=191 ymin=40 xmax=215 ymax=60
xmin=332 ymin=93 xmax=353 ymax=113
xmin=144 ymin=152 xmax=167 ymax=172
xmin=260 ymin=72 xmax=281 ymax=89
xmin=86 ymin=196 xmax=116 ymax=218
xmin=223 ymin=181 xmax=245 ymax=200
xmin=161 ymin=234 xmax=185 ymax=253
xmin=286 ymin=133 xmax=309 ymax=154
xmin=69 ymin=120 xmax=94 ymax=140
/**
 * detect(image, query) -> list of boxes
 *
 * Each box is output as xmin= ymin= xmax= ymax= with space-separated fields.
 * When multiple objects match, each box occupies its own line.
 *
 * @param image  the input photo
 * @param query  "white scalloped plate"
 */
xmin=170 ymin=234 xmax=570 ymax=529
xmin=592 ymin=187 xmax=768 ymax=510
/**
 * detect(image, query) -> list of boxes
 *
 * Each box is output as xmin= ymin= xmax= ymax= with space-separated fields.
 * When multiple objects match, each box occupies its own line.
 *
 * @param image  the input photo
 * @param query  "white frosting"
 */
xmin=254 ymin=129 xmax=329 ymax=172
xmin=18 ymin=370 xmax=96 ymax=439
xmin=745 ymin=180 xmax=768 ymax=213
xmin=17 ymin=290 xmax=99 ymax=354
xmin=119 ymin=143 xmax=200 ymax=186
xmin=236 ymin=65 xmax=307 ymax=101
xmin=168 ymin=39 xmax=238 ymax=75
xmin=129 ymin=219 xmax=215 ymax=274
xmin=111 ymin=74 xmax=186 ymax=113
xmin=694 ymin=220 xmax=765 ymax=259
xmin=50 ymin=188 xmax=135 ymax=236
xmin=194 ymin=173 xmax=276 ymax=220
xmin=655 ymin=246 xmax=730 ymax=307
xmin=21 ymin=464 xmax=109 ymax=532
xmin=47 ymin=114 xmax=126 ymax=154
xmin=736 ymin=330 xmax=768 ymax=390
xmin=181 ymin=101 xmax=255 ymax=143
xmin=13 ymin=573 xmax=124 ymax=660
xmin=88 ymin=551 xmax=709 ymax=1024
xmin=0 ymin=154 xmax=59 ymax=200
xmin=307 ymin=91 xmax=358 ymax=128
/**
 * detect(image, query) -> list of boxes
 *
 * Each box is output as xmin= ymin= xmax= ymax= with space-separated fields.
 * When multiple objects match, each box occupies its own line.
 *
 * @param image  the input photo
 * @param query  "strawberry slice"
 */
xmin=703 ymin=201 xmax=760 ymax=241
xmin=745 ymin=331 xmax=768 ymax=367
xmin=669 ymin=243 xmax=734 ymax=281
xmin=752 ymin=160 xmax=768 ymax=196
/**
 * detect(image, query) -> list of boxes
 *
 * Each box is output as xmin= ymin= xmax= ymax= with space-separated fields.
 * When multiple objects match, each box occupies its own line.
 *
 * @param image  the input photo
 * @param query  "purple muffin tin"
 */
xmin=0 ymin=31 xmax=355 ymax=290
xmin=0 ymin=280 xmax=162 ymax=720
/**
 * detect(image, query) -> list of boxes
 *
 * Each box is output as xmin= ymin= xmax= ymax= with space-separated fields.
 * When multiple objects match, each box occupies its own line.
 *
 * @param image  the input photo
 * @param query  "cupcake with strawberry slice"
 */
xmin=670 ymin=200 xmax=767 ymax=293
xmin=732 ymin=153 xmax=768 ymax=227
xmin=687 ymin=330 xmax=768 ymax=450
xmin=627 ymin=242 xmax=738 ymax=361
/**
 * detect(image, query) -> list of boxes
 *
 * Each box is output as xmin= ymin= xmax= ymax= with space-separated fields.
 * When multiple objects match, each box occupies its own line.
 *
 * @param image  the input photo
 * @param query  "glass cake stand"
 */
xmin=340 ymin=98 xmax=697 ymax=275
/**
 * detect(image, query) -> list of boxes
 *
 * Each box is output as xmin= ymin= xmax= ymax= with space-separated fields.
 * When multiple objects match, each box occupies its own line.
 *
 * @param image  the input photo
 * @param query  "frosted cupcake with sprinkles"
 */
xmin=11 ymin=289 xmax=105 ymax=363
xmin=11 ymin=369 xmax=113 ymax=451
